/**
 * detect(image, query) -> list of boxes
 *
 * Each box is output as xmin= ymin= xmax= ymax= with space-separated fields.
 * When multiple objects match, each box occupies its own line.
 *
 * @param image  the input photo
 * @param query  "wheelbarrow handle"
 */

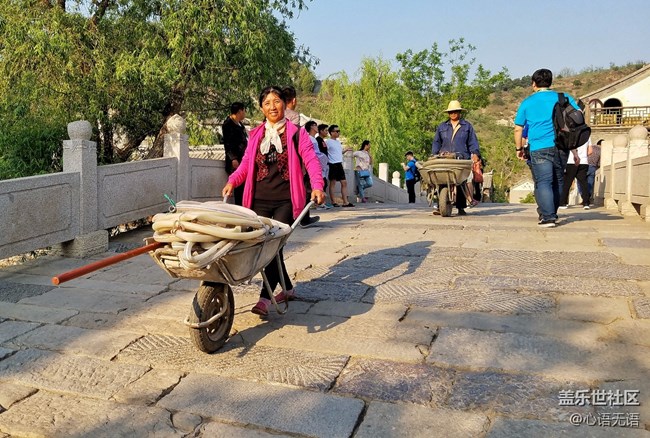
xmin=291 ymin=201 xmax=315 ymax=230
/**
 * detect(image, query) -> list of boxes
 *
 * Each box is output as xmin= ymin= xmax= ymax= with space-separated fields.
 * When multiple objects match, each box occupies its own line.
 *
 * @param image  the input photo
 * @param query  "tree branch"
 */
xmin=91 ymin=0 xmax=112 ymax=27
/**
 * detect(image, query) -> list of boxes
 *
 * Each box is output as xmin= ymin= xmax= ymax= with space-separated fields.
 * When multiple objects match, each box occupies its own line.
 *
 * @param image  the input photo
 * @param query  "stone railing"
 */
xmin=0 ymin=117 xmax=227 ymax=259
xmin=596 ymin=125 xmax=650 ymax=220
xmin=0 ymin=118 xmax=414 ymax=259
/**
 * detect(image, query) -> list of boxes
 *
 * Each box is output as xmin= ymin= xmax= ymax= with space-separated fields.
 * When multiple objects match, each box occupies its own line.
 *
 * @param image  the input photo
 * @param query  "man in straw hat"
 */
xmin=431 ymin=100 xmax=480 ymax=216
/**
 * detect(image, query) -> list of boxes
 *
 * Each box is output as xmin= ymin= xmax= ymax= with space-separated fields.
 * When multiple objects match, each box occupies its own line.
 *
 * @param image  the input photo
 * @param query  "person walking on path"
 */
xmin=222 ymin=86 xmax=325 ymax=317
xmin=306 ymin=121 xmax=332 ymax=210
xmin=431 ymin=100 xmax=480 ymax=216
xmin=514 ymin=68 xmax=580 ymax=227
xmin=316 ymin=124 xmax=333 ymax=209
xmin=559 ymin=139 xmax=590 ymax=210
xmin=587 ymin=139 xmax=603 ymax=205
xmin=326 ymin=125 xmax=354 ymax=207
xmin=222 ymin=102 xmax=248 ymax=205
xmin=401 ymin=151 xmax=418 ymax=204
xmin=282 ymin=86 xmax=301 ymax=126
xmin=353 ymin=140 xmax=373 ymax=203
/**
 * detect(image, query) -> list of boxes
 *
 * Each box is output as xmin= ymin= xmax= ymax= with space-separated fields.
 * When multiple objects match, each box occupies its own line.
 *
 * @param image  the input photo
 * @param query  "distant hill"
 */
xmin=480 ymin=63 xmax=647 ymax=122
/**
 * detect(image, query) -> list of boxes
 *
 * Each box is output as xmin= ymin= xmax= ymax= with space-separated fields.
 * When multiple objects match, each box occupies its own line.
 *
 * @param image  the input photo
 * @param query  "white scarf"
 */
xmin=260 ymin=118 xmax=287 ymax=155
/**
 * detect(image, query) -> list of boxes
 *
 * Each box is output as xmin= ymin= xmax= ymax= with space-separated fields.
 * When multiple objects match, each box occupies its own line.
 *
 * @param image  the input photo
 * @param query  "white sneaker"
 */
xmin=558 ymin=205 xmax=569 ymax=210
xmin=583 ymin=205 xmax=590 ymax=210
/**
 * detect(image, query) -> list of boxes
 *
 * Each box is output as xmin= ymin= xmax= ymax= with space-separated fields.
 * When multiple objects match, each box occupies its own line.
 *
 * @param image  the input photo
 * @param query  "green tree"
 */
xmin=0 ymin=0 xmax=310 ymax=178
xmin=320 ymin=39 xmax=508 ymax=175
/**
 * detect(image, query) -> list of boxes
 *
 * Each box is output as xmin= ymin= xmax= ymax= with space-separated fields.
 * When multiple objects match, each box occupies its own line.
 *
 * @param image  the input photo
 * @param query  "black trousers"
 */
xmin=561 ymin=164 xmax=589 ymax=206
xmin=300 ymin=173 xmax=312 ymax=225
xmin=455 ymin=184 xmax=467 ymax=210
xmin=251 ymin=199 xmax=294 ymax=298
xmin=406 ymin=179 xmax=416 ymax=203
xmin=233 ymin=185 xmax=245 ymax=206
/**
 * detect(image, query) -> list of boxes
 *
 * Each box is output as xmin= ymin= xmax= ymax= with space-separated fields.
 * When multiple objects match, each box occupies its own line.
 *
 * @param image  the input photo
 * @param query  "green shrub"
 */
xmin=520 ymin=192 xmax=536 ymax=203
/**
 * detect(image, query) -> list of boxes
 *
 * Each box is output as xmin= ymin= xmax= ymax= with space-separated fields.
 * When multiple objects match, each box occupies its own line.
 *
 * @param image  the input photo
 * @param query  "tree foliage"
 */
xmin=0 ymin=0 xmax=311 ymax=178
xmin=319 ymin=39 xmax=509 ymax=176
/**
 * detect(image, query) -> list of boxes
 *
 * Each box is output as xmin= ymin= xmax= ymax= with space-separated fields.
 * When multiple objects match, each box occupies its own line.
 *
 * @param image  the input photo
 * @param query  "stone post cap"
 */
xmin=67 ymin=120 xmax=93 ymax=141
xmin=392 ymin=171 xmax=401 ymax=178
xmin=166 ymin=115 xmax=186 ymax=134
xmin=613 ymin=134 xmax=628 ymax=148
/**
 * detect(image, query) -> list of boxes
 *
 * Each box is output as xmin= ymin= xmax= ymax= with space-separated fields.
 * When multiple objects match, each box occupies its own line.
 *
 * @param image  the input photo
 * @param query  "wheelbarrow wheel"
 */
xmin=189 ymin=282 xmax=234 ymax=353
xmin=439 ymin=187 xmax=452 ymax=217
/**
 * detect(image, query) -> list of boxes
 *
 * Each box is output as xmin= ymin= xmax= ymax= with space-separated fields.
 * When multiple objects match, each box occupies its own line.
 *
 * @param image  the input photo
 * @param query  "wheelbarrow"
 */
xmin=147 ymin=200 xmax=314 ymax=353
xmin=51 ymin=200 xmax=313 ymax=354
xmin=417 ymin=157 xmax=473 ymax=217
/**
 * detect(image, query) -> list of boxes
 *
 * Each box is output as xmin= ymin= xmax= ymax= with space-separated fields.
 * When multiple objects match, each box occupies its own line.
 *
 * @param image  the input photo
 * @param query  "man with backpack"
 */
xmin=514 ymin=69 xmax=581 ymax=228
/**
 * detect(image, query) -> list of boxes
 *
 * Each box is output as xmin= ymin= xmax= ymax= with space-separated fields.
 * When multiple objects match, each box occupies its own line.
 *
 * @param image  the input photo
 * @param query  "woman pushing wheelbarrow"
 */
xmin=222 ymin=86 xmax=326 ymax=317
xmin=429 ymin=100 xmax=481 ymax=216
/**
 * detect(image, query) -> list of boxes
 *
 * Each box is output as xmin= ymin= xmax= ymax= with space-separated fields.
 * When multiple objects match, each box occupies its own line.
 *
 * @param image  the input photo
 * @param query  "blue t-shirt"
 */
xmin=405 ymin=159 xmax=417 ymax=181
xmin=514 ymin=90 xmax=579 ymax=151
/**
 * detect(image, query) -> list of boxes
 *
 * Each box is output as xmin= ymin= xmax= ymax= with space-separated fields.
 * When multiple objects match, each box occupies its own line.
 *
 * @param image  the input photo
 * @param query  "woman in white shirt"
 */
xmin=353 ymin=140 xmax=373 ymax=202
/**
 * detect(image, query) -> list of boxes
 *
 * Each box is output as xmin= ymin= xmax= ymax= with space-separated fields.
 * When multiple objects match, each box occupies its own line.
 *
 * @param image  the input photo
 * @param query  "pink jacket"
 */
xmin=227 ymin=121 xmax=325 ymax=219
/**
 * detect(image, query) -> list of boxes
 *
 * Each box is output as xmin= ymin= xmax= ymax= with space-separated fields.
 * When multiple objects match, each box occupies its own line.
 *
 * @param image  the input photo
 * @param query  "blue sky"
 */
xmin=286 ymin=0 xmax=649 ymax=80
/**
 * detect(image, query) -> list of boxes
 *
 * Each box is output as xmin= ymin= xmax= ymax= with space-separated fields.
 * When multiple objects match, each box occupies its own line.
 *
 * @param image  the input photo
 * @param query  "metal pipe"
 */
xmin=51 ymin=241 xmax=163 ymax=285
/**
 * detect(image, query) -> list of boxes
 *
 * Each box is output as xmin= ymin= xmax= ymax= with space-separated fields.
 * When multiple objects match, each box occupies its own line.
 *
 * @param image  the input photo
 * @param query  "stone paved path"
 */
xmin=0 ymin=202 xmax=649 ymax=437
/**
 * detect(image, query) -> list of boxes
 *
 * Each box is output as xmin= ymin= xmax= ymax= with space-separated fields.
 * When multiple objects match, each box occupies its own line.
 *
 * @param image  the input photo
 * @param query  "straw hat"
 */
xmin=443 ymin=100 xmax=465 ymax=112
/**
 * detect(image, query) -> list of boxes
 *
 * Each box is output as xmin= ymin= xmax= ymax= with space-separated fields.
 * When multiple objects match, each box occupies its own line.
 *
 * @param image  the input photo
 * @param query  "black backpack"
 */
xmin=553 ymin=92 xmax=591 ymax=151
xmin=413 ymin=162 xmax=421 ymax=182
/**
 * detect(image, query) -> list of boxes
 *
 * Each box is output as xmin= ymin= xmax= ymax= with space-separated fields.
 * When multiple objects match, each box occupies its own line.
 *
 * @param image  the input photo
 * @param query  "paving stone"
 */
xmin=490 ymin=260 xmax=650 ymax=281
xmin=307 ymin=301 xmax=405 ymax=320
xmin=0 ymin=391 xmax=181 ymax=437
xmin=158 ymin=373 xmax=364 ymax=438
xmin=447 ymin=371 xmax=594 ymax=421
xmin=18 ymin=287 xmax=146 ymax=314
xmin=333 ymin=358 xmax=455 ymax=406
xmin=418 ymin=258 xmax=491 ymax=275
xmin=0 ymin=349 xmax=149 ymax=399
xmin=62 ymin=311 xmax=190 ymax=337
xmin=557 ymin=295 xmax=631 ymax=324
xmin=0 ymin=347 xmax=12 ymax=360
xmin=0 ymin=280 xmax=54 ymax=303
xmin=600 ymin=320 xmax=650 ymax=348
xmin=247 ymin=313 xmax=434 ymax=362
xmin=57 ymin=278 xmax=167 ymax=297
xmin=455 ymin=274 xmax=643 ymax=297
xmin=201 ymin=422 xmax=292 ymax=437
xmin=355 ymin=401 xmax=488 ymax=438
xmin=340 ymin=242 xmax=435 ymax=257
xmin=116 ymin=334 xmax=348 ymax=391
xmin=596 ymin=379 xmax=650 ymax=429
xmin=0 ymin=302 xmax=78 ymax=324
xmin=428 ymin=327 xmax=650 ymax=381
xmin=479 ymin=249 xmax=620 ymax=265
xmin=601 ymin=238 xmax=650 ymax=248
xmin=404 ymin=309 xmax=608 ymax=344
xmin=171 ymin=411 xmax=202 ymax=433
xmin=6 ymin=324 xmax=141 ymax=359
xmin=368 ymin=284 xmax=555 ymax=314
xmin=112 ymin=368 xmax=183 ymax=405
xmin=123 ymin=291 xmax=195 ymax=319
xmin=88 ymin=262 xmax=176 ymax=285
xmin=486 ymin=417 xmax=649 ymax=438
xmin=633 ymin=297 xmax=650 ymax=318
xmin=9 ymin=256 xmax=91 ymax=276
xmin=0 ymin=320 xmax=40 ymax=344
xmin=0 ymin=381 xmax=37 ymax=410
xmin=288 ymin=278 xmax=369 ymax=302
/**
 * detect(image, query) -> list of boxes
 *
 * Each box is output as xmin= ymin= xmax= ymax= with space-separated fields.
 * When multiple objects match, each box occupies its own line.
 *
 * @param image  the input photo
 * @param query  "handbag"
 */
xmin=358 ymin=169 xmax=371 ymax=178
xmin=472 ymin=161 xmax=483 ymax=183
